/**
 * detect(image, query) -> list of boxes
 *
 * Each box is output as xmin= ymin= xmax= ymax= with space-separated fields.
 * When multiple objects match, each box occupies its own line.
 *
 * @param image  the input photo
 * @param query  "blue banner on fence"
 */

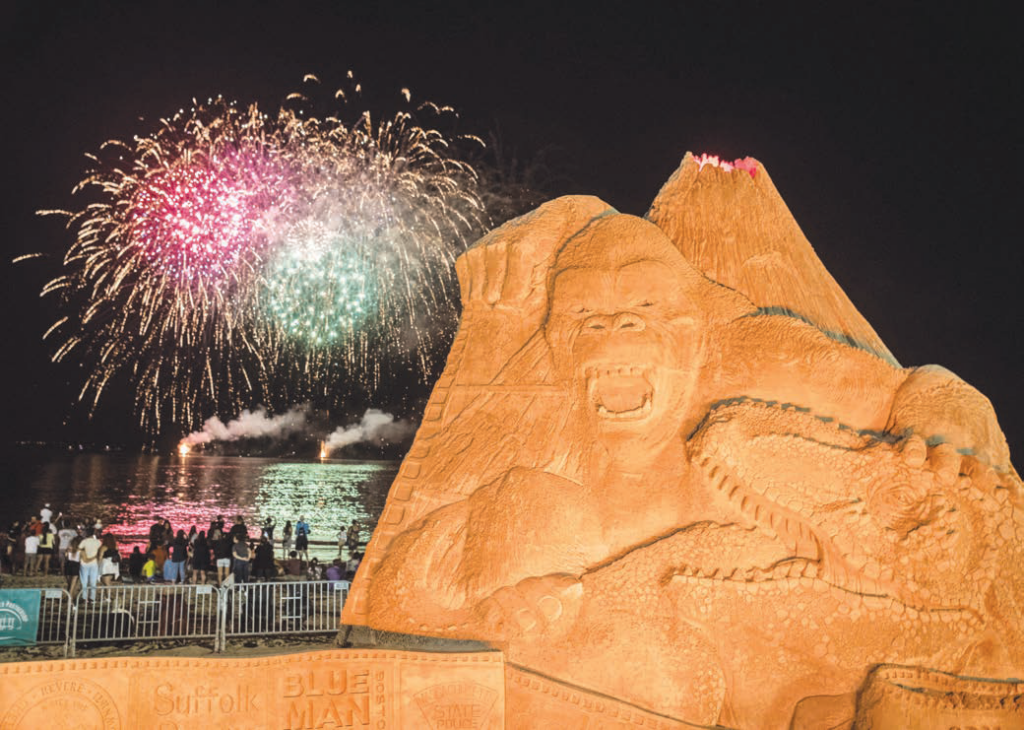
xmin=0 ymin=590 xmax=41 ymax=646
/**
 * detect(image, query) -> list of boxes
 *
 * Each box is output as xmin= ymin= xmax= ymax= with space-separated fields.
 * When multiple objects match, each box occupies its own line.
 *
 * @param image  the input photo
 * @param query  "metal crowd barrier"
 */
xmin=0 ymin=587 xmax=72 ymax=657
xmin=38 ymin=588 xmax=74 ymax=654
xmin=70 ymin=583 xmax=220 ymax=656
xmin=220 ymin=580 xmax=348 ymax=650
xmin=4 ymin=581 xmax=348 ymax=656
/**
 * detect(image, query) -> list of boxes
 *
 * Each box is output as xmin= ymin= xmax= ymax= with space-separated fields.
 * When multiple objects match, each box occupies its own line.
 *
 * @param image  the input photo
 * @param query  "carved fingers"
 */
xmin=474 ymin=573 xmax=582 ymax=640
xmin=899 ymin=435 xmax=962 ymax=486
xmin=899 ymin=434 xmax=928 ymax=469
xmin=929 ymin=442 xmax=962 ymax=487
xmin=457 ymin=197 xmax=611 ymax=312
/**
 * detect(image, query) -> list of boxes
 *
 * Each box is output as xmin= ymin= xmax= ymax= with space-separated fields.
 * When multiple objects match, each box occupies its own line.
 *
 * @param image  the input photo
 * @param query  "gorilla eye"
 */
xmin=637 ymin=300 xmax=654 ymax=308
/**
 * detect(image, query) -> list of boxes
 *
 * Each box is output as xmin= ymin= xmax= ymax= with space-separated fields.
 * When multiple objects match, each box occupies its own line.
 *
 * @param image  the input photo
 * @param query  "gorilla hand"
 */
xmin=473 ymin=573 xmax=583 ymax=641
xmin=457 ymin=196 xmax=611 ymax=319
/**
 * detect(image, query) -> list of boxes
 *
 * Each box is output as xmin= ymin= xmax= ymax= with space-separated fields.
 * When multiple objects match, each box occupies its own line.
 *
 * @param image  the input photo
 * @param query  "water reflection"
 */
xmin=4 ymin=453 xmax=397 ymax=560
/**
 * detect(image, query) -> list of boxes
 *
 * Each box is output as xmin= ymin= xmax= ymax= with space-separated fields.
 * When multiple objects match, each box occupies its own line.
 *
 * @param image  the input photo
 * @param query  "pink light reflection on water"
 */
xmin=10 ymin=453 xmax=397 ymax=560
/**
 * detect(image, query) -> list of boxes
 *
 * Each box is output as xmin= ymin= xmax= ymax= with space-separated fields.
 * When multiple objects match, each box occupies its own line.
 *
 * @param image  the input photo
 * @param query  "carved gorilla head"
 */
xmin=544 ymin=215 xmax=715 ymax=456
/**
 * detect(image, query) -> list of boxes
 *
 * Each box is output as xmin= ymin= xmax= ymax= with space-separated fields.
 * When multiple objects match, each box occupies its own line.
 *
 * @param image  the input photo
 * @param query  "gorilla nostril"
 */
xmin=583 ymin=315 xmax=610 ymax=330
xmin=614 ymin=313 xmax=645 ymax=331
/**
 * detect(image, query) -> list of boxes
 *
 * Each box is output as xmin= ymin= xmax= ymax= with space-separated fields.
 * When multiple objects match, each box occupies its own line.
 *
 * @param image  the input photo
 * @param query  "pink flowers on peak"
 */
xmin=694 ymin=153 xmax=759 ymax=179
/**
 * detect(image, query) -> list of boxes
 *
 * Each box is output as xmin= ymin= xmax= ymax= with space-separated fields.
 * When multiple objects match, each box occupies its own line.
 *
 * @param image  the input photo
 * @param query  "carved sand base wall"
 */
xmin=2 ymin=651 xmax=1021 ymax=729
xmin=0 ymin=650 xmax=506 ymax=730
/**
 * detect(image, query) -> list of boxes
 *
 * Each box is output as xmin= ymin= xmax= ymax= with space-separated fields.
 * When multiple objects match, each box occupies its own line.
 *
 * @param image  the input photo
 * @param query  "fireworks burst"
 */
xmin=35 ymin=78 xmax=488 ymax=431
xmin=261 ymin=219 xmax=373 ymax=346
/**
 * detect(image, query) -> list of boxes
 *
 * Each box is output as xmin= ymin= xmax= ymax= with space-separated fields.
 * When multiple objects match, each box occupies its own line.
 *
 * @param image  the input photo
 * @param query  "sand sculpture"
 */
xmin=345 ymin=153 xmax=1024 ymax=727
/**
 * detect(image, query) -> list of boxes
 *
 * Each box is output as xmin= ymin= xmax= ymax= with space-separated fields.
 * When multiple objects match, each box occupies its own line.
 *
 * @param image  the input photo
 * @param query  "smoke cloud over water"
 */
xmin=182 ymin=405 xmax=310 ymax=446
xmin=179 ymin=406 xmax=416 ymax=453
xmin=325 ymin=409 xmax=417 ymax=453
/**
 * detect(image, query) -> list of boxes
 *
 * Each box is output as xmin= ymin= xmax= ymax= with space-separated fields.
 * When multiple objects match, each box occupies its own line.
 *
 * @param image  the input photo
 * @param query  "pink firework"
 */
xmin=130 ymin=164 xmax=260 ymax=279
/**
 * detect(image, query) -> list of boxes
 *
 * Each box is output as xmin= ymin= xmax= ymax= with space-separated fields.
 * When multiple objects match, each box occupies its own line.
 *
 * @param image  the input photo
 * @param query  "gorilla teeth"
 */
xmin=585 ymin=364 xmax=655 ymax=418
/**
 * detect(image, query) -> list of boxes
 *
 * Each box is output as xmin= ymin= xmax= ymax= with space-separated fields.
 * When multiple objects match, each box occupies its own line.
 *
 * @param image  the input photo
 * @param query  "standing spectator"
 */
xmin=148 ymin=520 xmax=164 ymax=547
xmin=295 ymin=516 xmax=310 ymax=561
xmin=231 ymin=534 xmax=251 ymax=584
xmin=78 ymin=528 xmax=102 ymax=601
xmin=3 ymin=521 xmax=21 ymax=575
xmin=27 ymin=516 xmax=42 ymax=536
xmin=346 ymin=523 xmax=360 ymax=554
xmin=11 ymin=529 xmax=26 ymax=576
xmin=345 ymin=551 xmax=363 ymax=581
xmin=57 ymin=520 xmax=77 ymax=570
xmin=64 ymin=537 xmax=81 ymax=596
xmin=165 ymin=530 xmax=188 ymax=584
xmin=187 ymin=525 xmax=198 ymax=544
xmin=40 ymin=503 xmax=54 ymax=524
xmin=261 ymin=517 xmax=276 ymax=542
xmin=151 ymin=542 xmax=168 ymax=577
xmin=281 ymin=520 xmax=293 ymax=558
xmin=23 ymin=530 xmax=40 ymax=576
xmin=209 ymin=515 xmax=225 ymax=540
xmin=336 ymin=525 xmax=348 ymax=557
xmin=37 ymin=524 xmax=56 ymax=575
xmin=128 ymin=546 xmax=145 ymax=583
xmin=100 ymin=534 xmax=121 ymax=586
xmin=214 ymin=532 xmax=233 ymax=586
xmin=229 ymin=515 xmax=248 ymax=542
xmin=191 ymin=531 xmax=211 ymax=585
xmin=253 ymin=537 xmax=275 ymax=582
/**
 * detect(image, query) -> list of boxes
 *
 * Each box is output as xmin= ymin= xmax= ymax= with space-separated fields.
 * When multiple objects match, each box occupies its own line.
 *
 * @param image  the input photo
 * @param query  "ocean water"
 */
xmin=1 ymin=450 xmax=397 ymax=560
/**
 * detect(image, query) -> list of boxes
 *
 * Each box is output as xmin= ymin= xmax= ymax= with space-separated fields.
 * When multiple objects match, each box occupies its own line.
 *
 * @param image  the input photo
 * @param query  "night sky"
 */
xmin=1 ymin=2 xmax=1020 ymax=458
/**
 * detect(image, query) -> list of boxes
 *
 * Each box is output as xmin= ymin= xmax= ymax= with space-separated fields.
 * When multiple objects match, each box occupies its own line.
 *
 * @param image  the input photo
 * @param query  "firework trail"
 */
xmin=34 ymin=76 xmax=488 ymax=431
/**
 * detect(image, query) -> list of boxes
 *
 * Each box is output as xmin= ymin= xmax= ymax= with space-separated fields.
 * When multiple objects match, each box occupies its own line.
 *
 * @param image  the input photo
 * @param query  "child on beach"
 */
xmin=141 ymin=553 xmax=157 ymax=582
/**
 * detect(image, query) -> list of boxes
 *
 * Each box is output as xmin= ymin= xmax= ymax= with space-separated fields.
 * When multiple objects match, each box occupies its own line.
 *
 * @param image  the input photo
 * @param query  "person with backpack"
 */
xmin=295 ymin=516 xmax=310 ymax=561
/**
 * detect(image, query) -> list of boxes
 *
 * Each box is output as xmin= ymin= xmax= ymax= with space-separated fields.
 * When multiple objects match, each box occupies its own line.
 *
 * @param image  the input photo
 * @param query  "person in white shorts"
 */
xmin=23 ymin=532 xmax=39 ymax=576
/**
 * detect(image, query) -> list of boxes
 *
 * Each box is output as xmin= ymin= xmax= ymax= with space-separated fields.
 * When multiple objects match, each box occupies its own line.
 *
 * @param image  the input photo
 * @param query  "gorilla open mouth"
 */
xmin=585 ymin=365 xmax=654 ymax=420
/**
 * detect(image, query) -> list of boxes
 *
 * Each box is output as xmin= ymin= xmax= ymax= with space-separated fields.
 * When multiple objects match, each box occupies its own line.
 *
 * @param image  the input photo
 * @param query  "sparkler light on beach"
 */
xmin=35 ymin=76 xmax=488 ymax=431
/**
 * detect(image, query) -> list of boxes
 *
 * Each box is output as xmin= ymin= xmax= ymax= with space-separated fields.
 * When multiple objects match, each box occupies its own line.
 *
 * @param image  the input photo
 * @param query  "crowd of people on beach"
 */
xmin=1 ymin=502 xmax=365 ymax=598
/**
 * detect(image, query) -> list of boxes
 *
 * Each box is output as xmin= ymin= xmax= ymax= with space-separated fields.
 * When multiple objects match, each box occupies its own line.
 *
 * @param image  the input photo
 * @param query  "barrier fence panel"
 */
xmin=0 ymin=588 xmax=72 ymax=655
xmin=220 ymin=580 xmax=348 ymax=649
xmin=71 ymin=583 xmax=220 ymax=656
xmin=38 ymin=588 xmax=73 ymax=655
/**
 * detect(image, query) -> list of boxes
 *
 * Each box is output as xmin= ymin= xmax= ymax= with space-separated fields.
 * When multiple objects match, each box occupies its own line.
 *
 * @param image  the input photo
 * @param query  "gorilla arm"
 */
xmin=887 ymin=364 xmax=1014 ymax=472
xmin=709 ymin=314 xmax=1012 ymax=471
xmin=365 ymin=467 xmax=597 ymax=639
xmin=708 ymin=315 xmax=906 ymax=432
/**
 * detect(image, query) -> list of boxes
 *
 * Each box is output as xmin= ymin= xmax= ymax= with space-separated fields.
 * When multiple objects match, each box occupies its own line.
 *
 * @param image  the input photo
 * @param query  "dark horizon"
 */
xmin=2 ymin=2 xmax=1020 ymax=460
